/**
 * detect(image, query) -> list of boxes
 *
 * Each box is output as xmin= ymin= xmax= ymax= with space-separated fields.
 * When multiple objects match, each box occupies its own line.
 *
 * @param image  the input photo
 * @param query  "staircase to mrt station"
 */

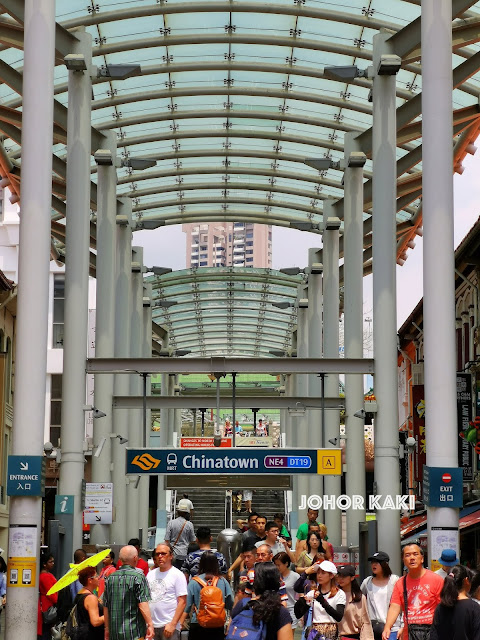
xmin=184 ymin=488 xmax=286 ymax=542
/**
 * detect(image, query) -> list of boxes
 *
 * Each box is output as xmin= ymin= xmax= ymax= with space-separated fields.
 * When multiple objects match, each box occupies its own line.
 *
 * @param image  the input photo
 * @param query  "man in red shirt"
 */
xmin=383 ymin=542 xmax=444 ymax=640
xmin=117 ymin=538 xmax=149 ymax=576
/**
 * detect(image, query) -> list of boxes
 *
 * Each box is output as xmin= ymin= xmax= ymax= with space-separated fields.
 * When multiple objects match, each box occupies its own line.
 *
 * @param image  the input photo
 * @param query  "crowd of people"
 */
xmin=36 ymin=501 xmax=480 ymax=640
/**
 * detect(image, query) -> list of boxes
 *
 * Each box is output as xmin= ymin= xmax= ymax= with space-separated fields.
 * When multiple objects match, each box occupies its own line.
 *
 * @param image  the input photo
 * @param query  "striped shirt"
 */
xmin=103 ymin=565 xmax=151 ymax=640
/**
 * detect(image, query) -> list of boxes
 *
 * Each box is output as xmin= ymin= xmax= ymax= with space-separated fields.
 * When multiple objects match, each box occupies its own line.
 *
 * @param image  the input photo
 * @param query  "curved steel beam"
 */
xmin=117 ymin=128 xmax=344 ymax=152
xmin=127 ymin=181 xmax=334 ymax=202
xmin=96 ymin=107 xmax=363 ymax=136
xmin=136 ymin=212 xmax=323 ymax=233
xmin=92 ymin=86 xmax=372 ymax=117
xmin=61 ymin=2 xmax=399 ymax=32
xmin=136 ymin=195 xmax=324 ymax=216
xmin=119 ymin=165 xmax=335 ymax=188
xmin=91 ymin=33 xmax=374 ymax=62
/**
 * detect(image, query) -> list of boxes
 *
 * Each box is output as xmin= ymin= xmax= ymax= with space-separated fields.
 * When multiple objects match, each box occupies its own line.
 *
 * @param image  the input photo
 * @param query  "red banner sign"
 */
xmin=180 ymin=437 xmax=232 ymax=448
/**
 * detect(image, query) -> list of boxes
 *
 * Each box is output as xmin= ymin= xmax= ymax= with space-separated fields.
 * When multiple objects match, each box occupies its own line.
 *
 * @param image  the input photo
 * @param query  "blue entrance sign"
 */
xmin=7 ymin=456 xmax=46 ymax=496
xmin=126 ymin=448 xmax=342 ymax=476
xmin=423 ymin=466 xmax=463 ymax=508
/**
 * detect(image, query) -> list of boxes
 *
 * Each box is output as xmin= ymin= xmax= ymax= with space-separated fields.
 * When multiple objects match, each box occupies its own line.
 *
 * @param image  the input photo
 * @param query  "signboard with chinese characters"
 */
xmin=7 ymin=456 xmax=45 ymax=496
xmin=423 ymin=466 xmax=463 ymax=507
xmin=126 ymin=448 xmax=342 ymax=476
xmin=457 ymin=373 xmax=473 ymax=481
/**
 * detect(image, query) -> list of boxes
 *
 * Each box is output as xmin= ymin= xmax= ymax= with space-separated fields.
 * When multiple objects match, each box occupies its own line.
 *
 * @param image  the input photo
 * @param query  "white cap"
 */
xmin=177 ymin=499 xmax=191 ymax=513
xmin=319 ymin=560 xmax=337 ymax=575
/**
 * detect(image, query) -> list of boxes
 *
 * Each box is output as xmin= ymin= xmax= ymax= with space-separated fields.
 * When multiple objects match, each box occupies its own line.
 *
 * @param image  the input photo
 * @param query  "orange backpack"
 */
xmin=192 ymin=576 xmax=226 ymax=628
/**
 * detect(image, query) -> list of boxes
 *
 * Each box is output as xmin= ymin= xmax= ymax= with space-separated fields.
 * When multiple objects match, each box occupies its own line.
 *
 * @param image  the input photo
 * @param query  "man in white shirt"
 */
xmin=255 ymin=521 xmax=294 ymax=560
xmin=147 ymin=543 xmax=188 ymax=640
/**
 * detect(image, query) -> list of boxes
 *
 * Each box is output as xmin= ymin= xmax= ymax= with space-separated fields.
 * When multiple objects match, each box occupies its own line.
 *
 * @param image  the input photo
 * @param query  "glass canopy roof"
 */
xmin=1 ymin=0 xmax=480 ymax=355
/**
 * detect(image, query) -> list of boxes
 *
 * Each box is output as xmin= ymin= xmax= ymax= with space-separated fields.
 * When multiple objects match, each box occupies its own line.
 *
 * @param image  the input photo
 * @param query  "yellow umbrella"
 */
xmin=47 ymin=548 xmax=111 ymax=595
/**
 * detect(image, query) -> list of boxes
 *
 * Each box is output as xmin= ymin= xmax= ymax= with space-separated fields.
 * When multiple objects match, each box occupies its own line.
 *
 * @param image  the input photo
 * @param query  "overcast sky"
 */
xmin=134 ymin=147 xmax=480 ymax=331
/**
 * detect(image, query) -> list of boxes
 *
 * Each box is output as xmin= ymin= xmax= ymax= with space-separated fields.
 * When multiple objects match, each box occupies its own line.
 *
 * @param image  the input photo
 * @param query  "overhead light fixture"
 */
xmin=298 ymin=298 xmax=308 ymax=309
xmin=131 ymin=261 xmax=143 ymax=273
xmin=304 ymin=158 xmax=340 ymax=171
xmin=377 ymin=54 xmax=401 ymax=76
xmin=156 ymin=300 xmax=178 ymax=308
xmin=288 ymin=403 xmax=306 ymax=416
xmin=290 ymin=222 xmax=318 ymax=231
xmin=324 ymin=65 xmax=360 ymax=81
xmin=123 ymin=158 xmax=157 ymax=171
xmin=279 ymin=267 xmax=303 ymax=276
xmin=271 ymin=301 xmax=293 ymax=309
xmin=348 ymin=151 xmax=367 ymax=168
xmin=143 ymin=296 xmax=151 ymax=307
xmin=135 ymin=220 xmax=165 ymax=230
xmin=110 ymin=433 xmax=128 ymax=444
xmin=116 ymin=214 xmax=131 ymax=227
xmin=328 ymin=437 xmax=339 ymax=446
xmin=175 ymin=349 xmax=191 ymax=356
xmin=354 ymin=409 xmax=366 ymax=419
xmin=98 ymin=64 xmax=142 ymax=79
xmin=325 ymin=217 xmax=341 ymax=231
xmin=147 ymin=266 xmax=172 ymax=276
xmin=269 ymin=349 xmax=287 ymax=357
xmin=64 ymin=53 xmax=88 ymax=71
xmin=93 ymin=407 xmax=107 ymax=419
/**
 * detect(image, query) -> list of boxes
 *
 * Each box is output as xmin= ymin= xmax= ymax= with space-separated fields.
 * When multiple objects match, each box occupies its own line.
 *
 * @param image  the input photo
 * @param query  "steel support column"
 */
xmin=307 ymin=248 xmax=324 ymax=523
xmin=5 ymin=2 xmax=55 ymax=638
xmin=372 ymin=33 xmax=402 ymax=574
xmin=141 ymin=284 xmax=153 ymax=548
xmin=295 ymin=286 xmax=310 ymax=527
xmin=59 ymin=30 xmax=93 ymax=551
xmin=322 ymin=208 xmax=342 ymax=546
xmin=343 ymin=132 xmax=366 ymax=546
xmin=126 ymin=247 xmax=144 ymax=538
xmin=111 ymin=199 xmax=132 ymax=544
xmin=91 ymin=130 xmax=117 ymax=545
xmin=422 ymin=0 xmax=459 ymax=561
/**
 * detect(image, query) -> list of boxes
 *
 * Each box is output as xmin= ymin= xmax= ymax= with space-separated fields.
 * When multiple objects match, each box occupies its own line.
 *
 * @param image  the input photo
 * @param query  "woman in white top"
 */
xmin=359 ymin=551 xmax=400 ymax=640
xmin=298 ymin=560 xmax=346 ymax=640
xmin=274 ymin=552 xmax=299 ymax=629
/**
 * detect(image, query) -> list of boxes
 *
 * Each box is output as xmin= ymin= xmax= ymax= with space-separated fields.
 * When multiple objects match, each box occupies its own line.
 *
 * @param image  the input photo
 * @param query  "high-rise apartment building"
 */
xmin=183 ymin=223 xmax=272 ymax=268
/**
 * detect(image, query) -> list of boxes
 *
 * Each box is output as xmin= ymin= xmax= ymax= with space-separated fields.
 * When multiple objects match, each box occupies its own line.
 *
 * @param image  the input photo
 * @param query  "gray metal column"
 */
xmin=322 ymin=210 xmax=342 ymax=546
xmin=126 ymin=247 xmax=144 ymax=538
xmin=111 ymin=199 xmax=132 ymax=544
xmin=343 ymin=132 xmax=367 ymax=546
xmin=372 ymin=34 xmax=402 ymax=574
xmin=91 ymin=131 xmax=117 ymax=545
xmin=295 ymin=288 xmax=310 ymax=525
xmin=5 ymin=2 xmax=55 ymax=637
xmin=59 ymin=30 xmax=93 ymax=551
xmin=141 ymin=284 xmax=153 ymax=548
xmin=307 ymin=248 xmax=324 ymax=522
xmin=422 ymin=0 xmax=459 ymax=561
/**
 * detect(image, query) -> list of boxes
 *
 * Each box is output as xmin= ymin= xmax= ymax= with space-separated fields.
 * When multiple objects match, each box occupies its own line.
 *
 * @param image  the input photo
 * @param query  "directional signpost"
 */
xmin=126 ymin=448 xmax=342 ymax=476
xmin=7 ymin=456 xmax=45 ymax=496
xmin=83 ymin=483 xmax=113 ymax=524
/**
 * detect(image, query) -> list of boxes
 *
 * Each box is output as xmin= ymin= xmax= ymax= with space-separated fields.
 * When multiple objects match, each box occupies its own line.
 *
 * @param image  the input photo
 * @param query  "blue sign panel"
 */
xmin=54 ymin=495 xmax=74 ymax=515
xmin=423 ymin=466 xmax=463 ymax=508
xmin=7 ymin=456 xmax=45 ymax=496
xmin=126 ymin=448 xmax=342 ymax=476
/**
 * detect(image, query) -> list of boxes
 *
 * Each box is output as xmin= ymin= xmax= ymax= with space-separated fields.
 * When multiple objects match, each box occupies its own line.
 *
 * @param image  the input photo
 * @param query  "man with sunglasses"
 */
xmin=147 ymin=543 xmax=188 ymax=639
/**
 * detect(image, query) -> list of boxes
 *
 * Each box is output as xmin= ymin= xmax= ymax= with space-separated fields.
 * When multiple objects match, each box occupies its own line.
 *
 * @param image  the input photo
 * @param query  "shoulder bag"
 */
xmin=402 ymin=575 xmax=431 ymax=640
